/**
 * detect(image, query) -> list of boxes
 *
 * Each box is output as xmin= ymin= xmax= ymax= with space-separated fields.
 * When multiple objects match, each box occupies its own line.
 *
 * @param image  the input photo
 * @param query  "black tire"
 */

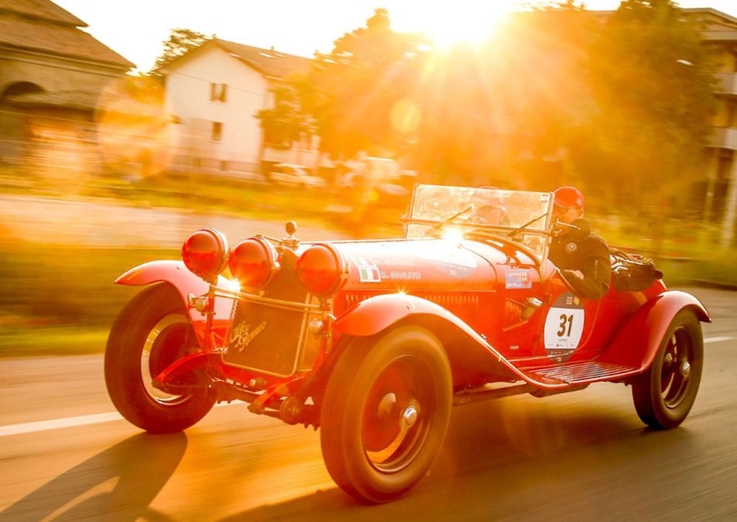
xmin=632 ymin=309 xmax=703 ymax=429
xmin=105 ymin=283 xmax=215 ymax=433
xmin=319 ymin=326 xmax=453 ymax=504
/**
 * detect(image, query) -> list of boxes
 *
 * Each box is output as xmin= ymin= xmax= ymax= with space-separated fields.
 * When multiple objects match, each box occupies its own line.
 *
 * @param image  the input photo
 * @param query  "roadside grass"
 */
xmin=0 ymin=244 xmax=174 ymax=358
xmin=0 ymin=325 xmax=109 ymax=358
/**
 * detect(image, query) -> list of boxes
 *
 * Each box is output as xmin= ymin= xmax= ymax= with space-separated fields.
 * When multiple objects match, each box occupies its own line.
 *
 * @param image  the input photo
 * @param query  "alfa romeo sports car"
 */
xmin=105 ymin=184 xmax=710 ymax=503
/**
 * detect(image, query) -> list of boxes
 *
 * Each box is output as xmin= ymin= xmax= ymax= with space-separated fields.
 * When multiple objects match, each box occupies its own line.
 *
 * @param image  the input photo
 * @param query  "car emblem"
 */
xmin=231 ymin=321 xmax=267 ymax=353
xmin=565 ymin=242 xmax=577 ymax=254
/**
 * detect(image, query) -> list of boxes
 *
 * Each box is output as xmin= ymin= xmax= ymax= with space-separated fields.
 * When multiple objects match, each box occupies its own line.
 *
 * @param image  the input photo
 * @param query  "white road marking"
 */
xmin=704 ymin=336 xmax=734 ymax=344
xmin=0 ymin=335 xmax=733 ymax=438
xmin=0 ymin=412 xmax=123 ymax=437
xmin=0 ymin=401 xmax=243 ymax=438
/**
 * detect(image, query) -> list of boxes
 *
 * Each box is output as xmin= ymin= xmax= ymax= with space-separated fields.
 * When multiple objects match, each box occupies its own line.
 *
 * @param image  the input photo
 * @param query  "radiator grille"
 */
xmin=223 ymin=270 xmax=317 ymax=377
xmin=341 ymin=291 xmax=478 ymax=312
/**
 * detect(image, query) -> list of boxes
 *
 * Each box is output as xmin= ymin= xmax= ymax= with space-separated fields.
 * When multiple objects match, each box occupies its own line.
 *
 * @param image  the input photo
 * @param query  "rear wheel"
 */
xmin=105 ymin=284 xmax=215 ymax=433
xmin=632 ymin=310 xmax=703 ymax=429
xmin=320 ymin=326 xmax=452 ymax=503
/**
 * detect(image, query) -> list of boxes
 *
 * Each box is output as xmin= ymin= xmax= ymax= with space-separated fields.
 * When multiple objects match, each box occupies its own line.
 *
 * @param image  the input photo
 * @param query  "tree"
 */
xmin=307 ymin=9 xmax=425 ymax=160
xmin=579 ymin=0 xmax=718 ymax=246
xmin=256 ymin=73 xmax=316 ymax=151
xmin=148 ymin=28 xmax=211 ymax=81
xmin=404 ymin=3 xmax=599 ymax=187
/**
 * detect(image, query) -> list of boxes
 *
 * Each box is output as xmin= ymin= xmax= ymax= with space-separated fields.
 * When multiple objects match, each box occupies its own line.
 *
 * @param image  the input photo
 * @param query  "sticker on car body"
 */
xmin=506 ymin=269 xmax=532 ymax=289
xmin=352 ymin=258 xmax=382 ymax=282
xmin=544 ymin=292 xmax=584 ymax=361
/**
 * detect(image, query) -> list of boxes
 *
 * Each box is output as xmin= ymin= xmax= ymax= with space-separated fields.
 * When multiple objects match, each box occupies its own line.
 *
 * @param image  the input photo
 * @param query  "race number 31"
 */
xmin=544 ymin=293 xmax=585 ymax=350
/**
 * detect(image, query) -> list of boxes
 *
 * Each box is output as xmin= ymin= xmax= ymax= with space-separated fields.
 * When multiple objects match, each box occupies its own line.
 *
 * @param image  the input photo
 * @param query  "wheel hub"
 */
xmin=402 ymin=405 xmax=418 ymax=428
xmin=680 ymin=360 xmax=691 ymax=378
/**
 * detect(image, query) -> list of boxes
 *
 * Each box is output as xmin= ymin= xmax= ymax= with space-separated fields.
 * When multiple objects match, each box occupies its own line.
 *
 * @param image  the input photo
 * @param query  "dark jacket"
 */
xmin=549 ymin=232 xmax=611 ymax=299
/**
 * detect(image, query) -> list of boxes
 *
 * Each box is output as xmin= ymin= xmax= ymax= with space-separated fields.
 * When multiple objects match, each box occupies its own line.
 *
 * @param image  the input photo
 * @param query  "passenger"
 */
xmin=548 ymin=186 xmax=611 ymax=299
xmin=470 ymin=188 xmax=508 ymax=226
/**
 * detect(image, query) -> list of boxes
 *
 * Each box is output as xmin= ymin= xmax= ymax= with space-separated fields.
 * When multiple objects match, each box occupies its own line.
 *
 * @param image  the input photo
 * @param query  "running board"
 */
xmin=525 ymin=361 xmax=641 ymax=386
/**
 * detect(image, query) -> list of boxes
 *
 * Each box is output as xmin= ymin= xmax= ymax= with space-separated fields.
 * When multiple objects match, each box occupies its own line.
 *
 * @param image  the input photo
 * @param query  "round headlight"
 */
xmin=295 ymin=243 xmax=349 ymax=297
xmin=182 ymin=228 xmax=229 ymax=282
xmin=228 ymin=237 xmax=279 ymax=290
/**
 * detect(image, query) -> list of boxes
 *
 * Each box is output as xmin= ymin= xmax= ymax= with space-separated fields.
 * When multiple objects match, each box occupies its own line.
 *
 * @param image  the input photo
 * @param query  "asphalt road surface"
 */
xmin=0 ymin=286 xmax=735 ymax=521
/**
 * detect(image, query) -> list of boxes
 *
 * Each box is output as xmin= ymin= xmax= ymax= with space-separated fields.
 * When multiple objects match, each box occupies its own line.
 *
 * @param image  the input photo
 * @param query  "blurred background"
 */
xmin=2 ymin=0 xmax=737 ymax=356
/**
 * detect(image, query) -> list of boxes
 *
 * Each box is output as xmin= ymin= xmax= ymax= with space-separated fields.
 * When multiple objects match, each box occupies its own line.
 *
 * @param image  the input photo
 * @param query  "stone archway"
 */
xmin=1 ymin=81 xmax=44 ymax=103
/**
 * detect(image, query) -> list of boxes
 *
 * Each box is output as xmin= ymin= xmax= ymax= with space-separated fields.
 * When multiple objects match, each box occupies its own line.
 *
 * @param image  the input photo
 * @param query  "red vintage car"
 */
xmin=105 ymin=184 xmax=709 ymax=504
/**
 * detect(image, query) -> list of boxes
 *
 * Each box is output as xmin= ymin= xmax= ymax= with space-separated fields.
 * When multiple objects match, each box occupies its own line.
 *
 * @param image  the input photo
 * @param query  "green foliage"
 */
xmin=148 ymin=28 xmax=211 ymax=79
xmin=581 ymin=0 xmax=719 ymax=211
xmin=250 ymin=2 xmax=717 ymax=216
xmin=0 ymin=244 xmax=176 ymax=329
xmin=307 ymin=8 xmax=426 ymax=160
xmin=256 ymin=73 xmax=317 ymax=150
xmin=0 ymin=326 xmax=109 ymax=357
xmin=410 ymin=4 xmax=599 ymax=184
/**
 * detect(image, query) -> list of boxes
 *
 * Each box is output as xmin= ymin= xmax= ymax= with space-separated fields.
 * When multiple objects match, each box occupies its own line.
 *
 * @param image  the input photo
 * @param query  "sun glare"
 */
xmin=392 ymin=2 xmax=516 ymax=50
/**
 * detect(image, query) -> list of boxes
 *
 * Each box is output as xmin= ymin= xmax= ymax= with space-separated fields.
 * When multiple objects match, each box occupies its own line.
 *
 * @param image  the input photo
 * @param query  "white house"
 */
xmin=162 ymin=38 xmax=315 ymax=181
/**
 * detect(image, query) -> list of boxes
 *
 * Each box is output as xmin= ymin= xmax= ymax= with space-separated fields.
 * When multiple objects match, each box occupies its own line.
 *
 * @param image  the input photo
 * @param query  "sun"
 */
xmin=390 ymin=1 xmax=517 ymax=50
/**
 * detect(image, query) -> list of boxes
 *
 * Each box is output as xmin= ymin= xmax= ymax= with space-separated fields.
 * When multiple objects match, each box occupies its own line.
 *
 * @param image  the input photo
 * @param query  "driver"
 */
xmin=549 ymin=186 xmax=611 ymax=300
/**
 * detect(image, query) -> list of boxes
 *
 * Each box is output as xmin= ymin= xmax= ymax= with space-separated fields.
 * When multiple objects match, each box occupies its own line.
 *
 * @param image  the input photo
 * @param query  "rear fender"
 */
xmin=333 ymin=293 xmax=523 ymax=382
xmin=115 ymin=260 xmax=234 ymax=336
xmin=598 ymin=290 xmax=711 ymax=370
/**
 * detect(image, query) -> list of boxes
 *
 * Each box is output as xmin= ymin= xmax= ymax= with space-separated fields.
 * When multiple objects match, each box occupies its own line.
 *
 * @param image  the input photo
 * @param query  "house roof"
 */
xmin=0 ymin=0 xmax=134 ymax=69
xmin=166 ymin=38 xmax=312 ymax=80
xmin=0 ymin=0 xmax=85 ymax=27
xmin=682 ymin=7 xmax=737 ymax=29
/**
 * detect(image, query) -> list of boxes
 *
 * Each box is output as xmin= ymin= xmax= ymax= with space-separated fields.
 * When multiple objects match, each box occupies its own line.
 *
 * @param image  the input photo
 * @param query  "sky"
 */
xmin=52 ymin=0 xmax=737 ymax=73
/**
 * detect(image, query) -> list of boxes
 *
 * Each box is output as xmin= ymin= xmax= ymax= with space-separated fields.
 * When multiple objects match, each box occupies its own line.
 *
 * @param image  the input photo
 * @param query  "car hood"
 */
xmin=329 ymin=238 xmax=504 ymax=293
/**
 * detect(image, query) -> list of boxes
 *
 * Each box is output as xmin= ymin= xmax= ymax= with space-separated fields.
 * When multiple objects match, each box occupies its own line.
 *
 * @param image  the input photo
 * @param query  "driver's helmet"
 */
xmin=553 ymin=186 xmax=584 ymax=211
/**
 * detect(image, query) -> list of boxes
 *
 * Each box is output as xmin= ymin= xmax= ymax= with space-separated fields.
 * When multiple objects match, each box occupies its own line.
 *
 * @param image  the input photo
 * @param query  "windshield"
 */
xmin=404 ymin=184 xmax=554 ymax=261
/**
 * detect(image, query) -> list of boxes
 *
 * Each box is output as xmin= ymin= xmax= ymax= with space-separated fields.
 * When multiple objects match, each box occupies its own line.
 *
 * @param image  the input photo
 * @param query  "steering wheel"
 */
xmin=464 ymin=230 xmax=542 ymax=269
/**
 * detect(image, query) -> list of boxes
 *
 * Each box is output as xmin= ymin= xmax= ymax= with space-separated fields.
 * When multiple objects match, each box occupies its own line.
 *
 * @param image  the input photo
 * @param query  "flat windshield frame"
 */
xmin=403 ymin=184 xmax=555 ymax=263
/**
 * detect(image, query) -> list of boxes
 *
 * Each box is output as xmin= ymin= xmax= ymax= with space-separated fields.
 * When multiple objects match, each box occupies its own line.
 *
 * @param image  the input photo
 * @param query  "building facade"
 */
xmin=162 ymin=39 xmax=317 ymax=181
xmin=0 ymin=0 xmax=135 ymax=192
xmin=695 ymin=8 xmax=737 ymax=246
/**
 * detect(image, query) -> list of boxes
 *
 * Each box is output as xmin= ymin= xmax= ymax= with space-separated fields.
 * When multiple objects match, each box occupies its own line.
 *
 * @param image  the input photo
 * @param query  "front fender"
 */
xmin=333 ymin=293 xmax=526 ymax=383
xmin=115 ymin=260 xmax=234 ymax=325
xmin=599 ymin=290 xmax=711 ymax=370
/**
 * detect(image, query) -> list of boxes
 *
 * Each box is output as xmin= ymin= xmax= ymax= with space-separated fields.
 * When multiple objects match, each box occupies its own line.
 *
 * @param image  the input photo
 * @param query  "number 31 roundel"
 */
xmin=543 ymin=292 xmax=585 ymax=362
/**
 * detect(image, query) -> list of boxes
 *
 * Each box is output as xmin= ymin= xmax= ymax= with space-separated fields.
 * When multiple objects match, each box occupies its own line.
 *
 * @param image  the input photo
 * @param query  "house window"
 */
xmin=212 ymin=122 xmax=223 ymax=141
xmin=210 ymin=83 xmax=227 ymax=102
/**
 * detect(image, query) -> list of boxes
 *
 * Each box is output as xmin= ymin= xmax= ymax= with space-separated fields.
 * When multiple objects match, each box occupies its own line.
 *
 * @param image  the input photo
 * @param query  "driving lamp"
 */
xmin=182 ymin=228 xmax=230 ymax=282
xmin=229 ymin=237 xmax=279 ymax=290
xmin=295 ymin=243 xmax=349 ymax=297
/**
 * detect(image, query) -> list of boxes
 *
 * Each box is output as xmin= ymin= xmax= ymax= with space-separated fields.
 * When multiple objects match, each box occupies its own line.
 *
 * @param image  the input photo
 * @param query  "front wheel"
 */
xmin=105 ymin=283 xmax=216 ymax=433
xmin=319 ymin=326 xmax=453 ymax=504
xmin=632 ymin=309 xmax=703 ymax=429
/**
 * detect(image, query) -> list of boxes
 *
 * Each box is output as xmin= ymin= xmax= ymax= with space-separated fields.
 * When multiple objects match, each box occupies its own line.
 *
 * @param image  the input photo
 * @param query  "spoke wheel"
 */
xmin=632 ymin=310 xmax=703 ymax=429
xmin=320 ymin=327 xmax=452 ymax=504
xmin=141 ymin=313 xmax=191 ymax=404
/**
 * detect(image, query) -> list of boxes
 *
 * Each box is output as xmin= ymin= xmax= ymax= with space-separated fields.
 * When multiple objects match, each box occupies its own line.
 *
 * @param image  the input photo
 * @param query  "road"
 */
xmin=0 ymin=287 xmax=735 ymax=521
